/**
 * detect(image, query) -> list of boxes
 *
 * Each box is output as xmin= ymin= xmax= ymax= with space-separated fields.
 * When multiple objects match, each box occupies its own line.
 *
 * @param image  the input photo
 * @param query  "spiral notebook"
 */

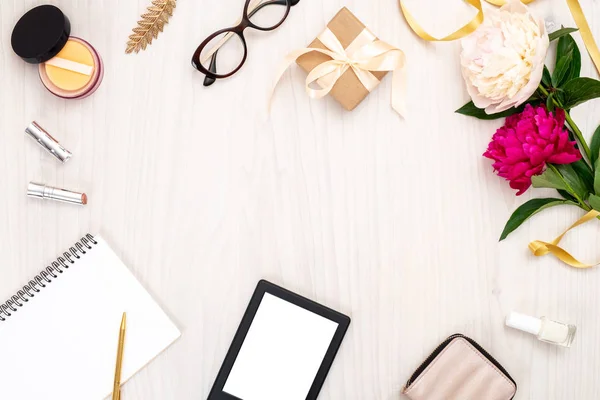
xmin=0 ymin=234 xmax=181 ymax=400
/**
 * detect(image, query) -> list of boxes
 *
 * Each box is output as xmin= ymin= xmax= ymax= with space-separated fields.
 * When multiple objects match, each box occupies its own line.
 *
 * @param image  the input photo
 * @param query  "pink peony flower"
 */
xmin=483 ymin=104 xmax=582 ymax=195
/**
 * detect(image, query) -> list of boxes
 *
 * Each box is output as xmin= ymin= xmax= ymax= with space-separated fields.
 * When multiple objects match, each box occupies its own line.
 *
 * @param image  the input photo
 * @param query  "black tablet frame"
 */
xmin=207 ymin=279 xmax=351 ymax=400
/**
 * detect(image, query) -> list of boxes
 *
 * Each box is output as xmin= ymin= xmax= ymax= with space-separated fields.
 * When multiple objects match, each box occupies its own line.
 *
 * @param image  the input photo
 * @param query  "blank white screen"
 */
xmin=223 ymin=293 xmax=339 ymax=400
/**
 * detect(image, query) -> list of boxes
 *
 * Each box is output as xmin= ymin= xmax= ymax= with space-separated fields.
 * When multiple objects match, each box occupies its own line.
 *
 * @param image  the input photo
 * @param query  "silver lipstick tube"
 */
xmin=25 ymin=122 xmax=72 ymax=163
xmin=27 ymin=182 xmax=87 ymax=205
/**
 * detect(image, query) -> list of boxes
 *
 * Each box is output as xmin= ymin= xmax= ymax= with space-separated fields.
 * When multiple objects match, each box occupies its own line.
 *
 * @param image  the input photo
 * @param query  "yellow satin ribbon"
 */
xmin=399 ymin=0 xmax=484 ymax=42
xmin=399 ymin=0 xmax=599 ymax=74
xmin=271 ymin=28 xmax=406 ymax=115
xmin=529 ymin=210 xmax=600 ymax=268
xmin=566 ymin=0 xmax=600 ymax=75
xmin=484 ymin=0 xmax=534 ymax=5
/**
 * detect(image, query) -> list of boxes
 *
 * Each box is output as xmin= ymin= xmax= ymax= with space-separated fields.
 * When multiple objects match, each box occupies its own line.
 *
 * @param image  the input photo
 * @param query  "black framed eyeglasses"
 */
xmin=191 ymin=0 xmax=300 ymax=86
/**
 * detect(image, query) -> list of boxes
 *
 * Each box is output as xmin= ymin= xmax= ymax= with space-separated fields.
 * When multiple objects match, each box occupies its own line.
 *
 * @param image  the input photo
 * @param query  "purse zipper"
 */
xmin=404 ymin=334 xmax=517 ymax=393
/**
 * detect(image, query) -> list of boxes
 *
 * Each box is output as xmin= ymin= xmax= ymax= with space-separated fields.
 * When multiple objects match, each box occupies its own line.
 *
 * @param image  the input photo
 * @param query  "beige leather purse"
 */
xmin=403 ymin=334 xmax=517 ymax=400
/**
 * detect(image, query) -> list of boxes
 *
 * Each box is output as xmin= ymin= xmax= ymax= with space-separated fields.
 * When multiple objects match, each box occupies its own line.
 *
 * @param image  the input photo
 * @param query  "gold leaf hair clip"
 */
xmin=126 ymin=0 xmax=177 ymax=54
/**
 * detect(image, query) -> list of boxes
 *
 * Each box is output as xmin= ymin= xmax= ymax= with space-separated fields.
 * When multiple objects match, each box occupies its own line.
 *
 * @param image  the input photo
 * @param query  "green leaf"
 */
xmin=555 ymin=163 xmax=589 ymax=200
xmin=531 ymin=164 xmax=588 ymax=200
xmin=558 ymin=189 xmax=578 ymax=202
xmin=555 ymin=34 xmax=581 ymax=85
xmin=555 ymin=89 xmax=566 ymax=108
xmin=571 ymin=159 xmax=595 ymax=193
xmin=552 ymin=49 xmax=573 ymax=87
xmin=561 ymin=78 xmax=600 ymax=110
xmin=500 ymin=198 xmax=571 ymax=241
xmin=589 ymin=194 xmax=600 ymax=211
xmin=595 ymin=157 xmax=600 ymax=194
xmin=549 ymin=27 xmax=579 ymax=42
xmin=455 ymin=101 xmax=523 ymax=120
xmin=456 ymin=92 xmax=543 ymax=120
xmin=542 ymin=65 xmax=552 ymax=87
xmin=590 ymin=124 xmax=600 ymax=167
xmin=528 ymin=91 xmax=543 ymax=103
xmin=532 ymin=167 xmax=568 ymax=191
xmin=546 ymin=92 xmax=555 ymax=112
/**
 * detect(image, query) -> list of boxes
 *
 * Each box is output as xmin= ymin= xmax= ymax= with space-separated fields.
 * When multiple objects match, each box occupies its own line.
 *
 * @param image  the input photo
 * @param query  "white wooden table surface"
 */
xmin=2 ymin=0 xmax=600 ymax=399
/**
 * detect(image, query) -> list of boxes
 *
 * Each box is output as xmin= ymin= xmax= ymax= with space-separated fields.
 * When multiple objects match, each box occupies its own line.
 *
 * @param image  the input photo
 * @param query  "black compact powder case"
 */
xmin=11 ymin=4 xmax=71 ymax=64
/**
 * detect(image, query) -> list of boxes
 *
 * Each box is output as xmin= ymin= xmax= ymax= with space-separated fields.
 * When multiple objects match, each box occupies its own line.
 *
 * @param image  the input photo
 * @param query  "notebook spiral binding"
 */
xmin=0 ymin=234 xmax=97 ymax=322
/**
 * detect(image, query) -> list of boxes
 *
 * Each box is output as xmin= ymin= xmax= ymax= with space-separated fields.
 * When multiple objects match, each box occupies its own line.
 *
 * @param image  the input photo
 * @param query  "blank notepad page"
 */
xmin=0 ymin=235 xmax=181 ymax=400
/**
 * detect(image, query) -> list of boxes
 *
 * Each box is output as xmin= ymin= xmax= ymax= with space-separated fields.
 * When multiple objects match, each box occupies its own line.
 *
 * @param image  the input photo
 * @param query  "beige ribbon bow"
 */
xmin=272 ymin=28 xmax=407 ymax=116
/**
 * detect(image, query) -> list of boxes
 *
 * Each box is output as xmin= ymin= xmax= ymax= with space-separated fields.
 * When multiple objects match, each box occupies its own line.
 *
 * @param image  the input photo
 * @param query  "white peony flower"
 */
xmin=460 ymin=0 xmax=549 ymax=114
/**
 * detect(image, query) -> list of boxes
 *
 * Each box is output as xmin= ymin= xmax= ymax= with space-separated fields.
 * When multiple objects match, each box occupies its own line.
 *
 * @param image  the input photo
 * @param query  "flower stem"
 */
xmin=538 ymin=85 xmax=550 ymax=97
xmin=538 ymin=85 xmax=592 ymax=163
xmin=564 ymin=112 xmax=592 ymax=162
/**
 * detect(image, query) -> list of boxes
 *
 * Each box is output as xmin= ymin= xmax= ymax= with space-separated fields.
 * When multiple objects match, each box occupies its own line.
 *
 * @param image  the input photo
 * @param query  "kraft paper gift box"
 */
xmin=296 ymin=7 xmax=388 ymax=111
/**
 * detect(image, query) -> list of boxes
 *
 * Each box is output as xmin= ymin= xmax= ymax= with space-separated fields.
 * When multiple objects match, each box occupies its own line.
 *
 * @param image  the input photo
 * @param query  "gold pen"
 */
xmin=112 ymin=312 xmax=127 ymax=400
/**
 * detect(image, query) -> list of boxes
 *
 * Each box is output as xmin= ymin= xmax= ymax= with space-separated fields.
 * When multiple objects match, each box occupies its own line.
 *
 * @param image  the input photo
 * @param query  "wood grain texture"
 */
xmin=1 ymin=0 xmax=599 ymax=399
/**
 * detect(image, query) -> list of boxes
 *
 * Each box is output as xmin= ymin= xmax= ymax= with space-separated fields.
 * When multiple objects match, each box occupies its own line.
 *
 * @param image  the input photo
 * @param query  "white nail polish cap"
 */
xmin=506 ymin=312 xmax=542 ymax=336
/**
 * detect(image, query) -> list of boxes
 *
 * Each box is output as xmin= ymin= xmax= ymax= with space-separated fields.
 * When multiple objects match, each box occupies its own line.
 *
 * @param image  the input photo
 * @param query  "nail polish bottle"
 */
xmin=506 ymin=312 xmax=576 ymax=347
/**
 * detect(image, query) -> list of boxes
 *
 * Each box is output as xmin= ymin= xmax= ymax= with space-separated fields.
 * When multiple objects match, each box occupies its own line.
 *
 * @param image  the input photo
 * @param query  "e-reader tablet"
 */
xmin=207 ymin=280 xmax=351 ymax=400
